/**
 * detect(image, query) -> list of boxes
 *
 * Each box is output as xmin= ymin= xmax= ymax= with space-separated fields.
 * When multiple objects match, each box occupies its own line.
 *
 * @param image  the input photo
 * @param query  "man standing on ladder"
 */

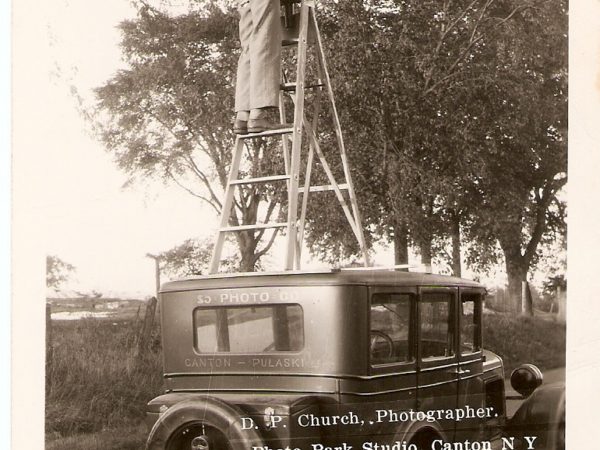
xmin=234 ymin=0 xmax=284 ymax=134
xmin=211 ymin=0 xmax=371 ymax=272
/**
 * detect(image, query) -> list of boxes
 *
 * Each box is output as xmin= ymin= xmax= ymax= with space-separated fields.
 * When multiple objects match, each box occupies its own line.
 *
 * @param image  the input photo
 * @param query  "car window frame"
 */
xmin=367 ymin=286 xmax=418 ymax=375
xmin=417 ymin=287 xmax=459 ymax=367
xmin=458 ymin=288 xmax=484 ymax=359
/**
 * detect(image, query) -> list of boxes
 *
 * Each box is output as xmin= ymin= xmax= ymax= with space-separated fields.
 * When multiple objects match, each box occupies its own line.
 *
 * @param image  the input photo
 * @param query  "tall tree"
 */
xmin=462 ymin=0 xmax=567 ymax=309
xmin=308 ymin=0 xmax=535 ymax=270
xmin=94 ymin=1 xmax=285 ymax=272
xmin=308 ymin=0 xmax=566 ymax=299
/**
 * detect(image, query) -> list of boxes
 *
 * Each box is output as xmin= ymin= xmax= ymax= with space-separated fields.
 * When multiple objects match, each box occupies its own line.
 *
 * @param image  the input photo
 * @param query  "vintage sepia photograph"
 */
xmin=10 ymin=0 xmax=598 ymax=448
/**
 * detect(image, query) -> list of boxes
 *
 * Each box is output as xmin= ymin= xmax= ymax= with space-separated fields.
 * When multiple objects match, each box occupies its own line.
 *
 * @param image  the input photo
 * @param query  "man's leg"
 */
xmin=248 ymin=0 xmax=282 ymax=110
xmin=234 ymin=2 xmax=253 ymax=132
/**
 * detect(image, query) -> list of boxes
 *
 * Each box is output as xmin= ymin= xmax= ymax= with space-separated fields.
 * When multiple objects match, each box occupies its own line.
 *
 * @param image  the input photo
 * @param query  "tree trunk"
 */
xmin=450 ymin=212 xmax=461 ymax=277
xmin=154 ymin=258 xmax=161 ymax=296
xmin=505 ymin=257 xmax=528 ymax=314
xmin=238 ymin=230 xmax=259 ymax=272
xmin=420 ymin=235 xmax=433 ymax=273
xmin=393 ymin=221 xmax=409 ymax=267
xmin=522 ymin=281 xmax=533 ymax=316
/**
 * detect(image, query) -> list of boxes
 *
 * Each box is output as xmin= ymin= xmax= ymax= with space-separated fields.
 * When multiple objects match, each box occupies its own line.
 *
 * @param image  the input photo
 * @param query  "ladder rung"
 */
xmin=220 ymin=223 xmax=288 ymax=232
xmin=299 ymin=183 xmax=349 ymax=193
xmin=230 ymin=175 xmax=290 ymax=186
xmin=281 ymin=81 xmax=325 ymax=92
xmin=239 ymin=127 xmax=294 ymax=139
xmin=282 ymin=38 xmax=299 ymax=47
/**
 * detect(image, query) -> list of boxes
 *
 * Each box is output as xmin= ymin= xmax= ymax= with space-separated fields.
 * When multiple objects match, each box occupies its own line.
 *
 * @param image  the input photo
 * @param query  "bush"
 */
xmin=483 ymin=312 xmax=566 ymax=374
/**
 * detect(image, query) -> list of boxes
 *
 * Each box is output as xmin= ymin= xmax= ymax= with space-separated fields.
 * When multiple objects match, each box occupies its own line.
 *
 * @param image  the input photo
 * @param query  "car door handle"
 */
xmin=447 ymin=368 xmax=471 ymax=375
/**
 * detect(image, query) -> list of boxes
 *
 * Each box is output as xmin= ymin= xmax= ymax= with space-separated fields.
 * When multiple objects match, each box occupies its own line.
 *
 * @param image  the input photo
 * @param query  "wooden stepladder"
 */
xmin=209 ymin=0 xmax=369 ymax=273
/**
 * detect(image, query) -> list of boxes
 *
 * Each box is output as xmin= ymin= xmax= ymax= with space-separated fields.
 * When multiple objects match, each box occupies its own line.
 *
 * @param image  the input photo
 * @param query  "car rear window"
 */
xmin=193 ymin=304 xmax=304 ymax=353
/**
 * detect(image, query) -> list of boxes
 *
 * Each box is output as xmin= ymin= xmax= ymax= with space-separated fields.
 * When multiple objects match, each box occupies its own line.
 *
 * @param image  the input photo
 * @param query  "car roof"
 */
xmin=160 ymin=268 xmax=485 ymax=293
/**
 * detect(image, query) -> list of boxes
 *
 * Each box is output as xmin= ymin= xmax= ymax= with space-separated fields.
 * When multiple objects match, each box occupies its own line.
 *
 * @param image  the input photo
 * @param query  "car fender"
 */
xmin=145 ymin=396 xmax=263 ymax=450
xmin=506 ymin=382 xmax=565 ymax=450
xmin=395 ymin=419 xmax=449 ymax=447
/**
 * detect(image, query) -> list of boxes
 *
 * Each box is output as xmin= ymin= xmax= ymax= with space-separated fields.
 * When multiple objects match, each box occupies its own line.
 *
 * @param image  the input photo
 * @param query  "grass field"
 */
xmin=483 ymin=311 xmax=566 ymax=374
xmin=45 ymin=303 xmax=565 ymax=450
xmin=45 ymin=311 xmax=163 ymax=450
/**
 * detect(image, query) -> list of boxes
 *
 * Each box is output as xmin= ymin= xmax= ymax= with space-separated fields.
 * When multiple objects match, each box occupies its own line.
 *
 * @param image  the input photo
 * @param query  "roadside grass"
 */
xmin=46 ymin=317 xmax=163 ymax=441
xmin=45 ymin=423 xmax=148 ymax=450
xmin=483 ymin=312 xmax=566 ymax=374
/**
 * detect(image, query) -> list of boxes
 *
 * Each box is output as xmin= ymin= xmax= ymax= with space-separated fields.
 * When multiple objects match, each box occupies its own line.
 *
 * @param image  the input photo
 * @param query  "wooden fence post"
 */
xmin=46 ymin=303 xmax=53 ymax=392
xmin=557 ymin=286 xmax=566 ymax=323
xmin=521 ymin=281 xmax=533 ymax=316
xmin=137 ymin=296 xmax=158 ymax=357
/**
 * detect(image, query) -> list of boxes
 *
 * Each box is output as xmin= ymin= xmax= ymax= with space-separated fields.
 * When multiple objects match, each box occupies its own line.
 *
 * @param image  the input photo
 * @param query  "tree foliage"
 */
xmin=46 ymin=255 xmax=75 ymax=291
xmin=156 ymin=238 xmax=236 ymax=279
xmin=308 ymin=0 xmax=566 ymax=299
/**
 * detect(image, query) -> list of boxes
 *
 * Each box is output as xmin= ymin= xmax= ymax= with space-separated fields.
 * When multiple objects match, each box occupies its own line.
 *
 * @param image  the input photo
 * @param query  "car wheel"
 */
xmin=166 ymin=422 xmax=232 ymax=450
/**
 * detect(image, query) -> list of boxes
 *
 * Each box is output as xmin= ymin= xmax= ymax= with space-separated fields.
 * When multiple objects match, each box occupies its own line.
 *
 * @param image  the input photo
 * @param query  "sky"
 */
xmin=34 ymin=0 xmax=222 ymax=297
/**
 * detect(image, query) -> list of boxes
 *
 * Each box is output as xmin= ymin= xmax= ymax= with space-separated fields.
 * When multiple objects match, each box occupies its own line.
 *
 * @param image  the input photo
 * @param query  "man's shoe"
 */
xmin=247 ymin=117 xmax=288 ymax=133
xmin=233 ymin=119 xmax=248 ymax=135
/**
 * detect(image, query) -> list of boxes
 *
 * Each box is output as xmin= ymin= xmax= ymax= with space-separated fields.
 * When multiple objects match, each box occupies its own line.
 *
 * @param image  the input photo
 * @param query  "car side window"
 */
xmin=370 ymin=294 xmax=412 ymax=365
xmin=420 ymin=293 xmax=454 ymax=360
xmin=460 ymin=294 xmax=482 ymax=354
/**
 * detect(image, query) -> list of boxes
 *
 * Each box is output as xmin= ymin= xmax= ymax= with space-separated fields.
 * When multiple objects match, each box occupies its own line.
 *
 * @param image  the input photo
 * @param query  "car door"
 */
xmin=455 ymin=289 xmax=485 ymax=442
xmin=338 ymin=287 xmax=418 ymax=446
xmin=416 ymin=287 xmax=459 ymax=440
xmin=366 ymin=286 xmax=417 ymax=442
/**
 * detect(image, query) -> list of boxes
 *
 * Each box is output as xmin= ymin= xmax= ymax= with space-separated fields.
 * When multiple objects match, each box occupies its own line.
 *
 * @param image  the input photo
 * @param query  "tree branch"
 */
xmin=255 ymin=227 xmax=280 ymax=261
xmin=523 ymin=176 xmax=567 ymax=264
xmin=166 ymin=170 xmax=222 ymax=214
xmin=183 ymin=154 xmax=223 ymax=210
xmin=424 ymin=2 xmax=534 ymax=96
xmin=424 ymin=0 xmax=480 ymax=92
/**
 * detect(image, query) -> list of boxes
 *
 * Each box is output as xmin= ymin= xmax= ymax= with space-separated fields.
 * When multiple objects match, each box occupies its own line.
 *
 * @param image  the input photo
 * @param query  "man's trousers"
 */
xmin=235 ymin=0 xmax=282 ymax=113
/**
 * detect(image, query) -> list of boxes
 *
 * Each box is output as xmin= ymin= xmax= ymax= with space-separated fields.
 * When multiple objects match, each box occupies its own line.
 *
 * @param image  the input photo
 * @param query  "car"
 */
xmin=145 ymin=269 xmax=564 ymax=450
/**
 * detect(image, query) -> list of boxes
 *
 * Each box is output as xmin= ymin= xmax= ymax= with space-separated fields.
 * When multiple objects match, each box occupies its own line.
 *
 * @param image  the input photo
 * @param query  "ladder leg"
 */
xmin=303 ymin=119 xmax=361 ymax=240
xmin=311 ymin=11 xmax=370 ymax=266
xmin=296 ymin=144 xmax=314 ymax=269
xmin=279 ymin=76 xmax=291 ymax=179
xmin=295 ymin=44 xmax=322 ymax=269
xmin=297 ymin=39 xmax=325 ymax=262
xmin=284 ymin=1 xmax=310 ymax=271
xmin=209 ymin=137 xmax=245 ymax=273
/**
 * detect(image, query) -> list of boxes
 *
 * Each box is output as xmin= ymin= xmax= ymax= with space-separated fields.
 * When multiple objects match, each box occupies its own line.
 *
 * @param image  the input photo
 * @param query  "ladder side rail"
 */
xmin=296 ymin=37 xmax=323 ymax=269
xmin=209 ymin=137 xmax=246 ymax=273
xmin=311 ymin=11 xmax=370 ymax=266
xmin=295 ymin=54 xmax=322 ymax=268
xmin=277 ymin=72 xmax=294 ymax=267
xmin=278 ymin=76 xmax=291 ymax=180
xmin=296 ymin=144 xmax=314 ymax=269
xmin=284 ymin=0 xmax=311 ymax=270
